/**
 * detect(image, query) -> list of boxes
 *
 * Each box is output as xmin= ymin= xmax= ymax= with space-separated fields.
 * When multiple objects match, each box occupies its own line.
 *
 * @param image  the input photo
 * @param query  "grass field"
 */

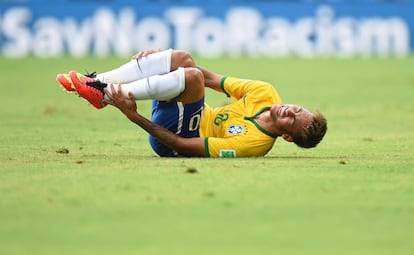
xmin=1 ymin=55 xmax=413 ymax=255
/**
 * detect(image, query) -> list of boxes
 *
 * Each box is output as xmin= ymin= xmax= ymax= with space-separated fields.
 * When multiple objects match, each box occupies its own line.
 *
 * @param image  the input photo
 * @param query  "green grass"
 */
xmin=1 ymin=55 xmax=413 ymax=255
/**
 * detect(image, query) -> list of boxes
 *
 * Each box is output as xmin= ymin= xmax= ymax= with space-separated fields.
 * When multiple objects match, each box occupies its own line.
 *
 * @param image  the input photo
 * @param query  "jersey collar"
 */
xmin=244 ymin=106 xmax=278 ymax=138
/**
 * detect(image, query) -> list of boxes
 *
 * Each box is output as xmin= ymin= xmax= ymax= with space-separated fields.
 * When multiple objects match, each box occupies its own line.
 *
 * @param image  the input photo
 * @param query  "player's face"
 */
xmin=270 ymin=104 xmax=313 ymax=136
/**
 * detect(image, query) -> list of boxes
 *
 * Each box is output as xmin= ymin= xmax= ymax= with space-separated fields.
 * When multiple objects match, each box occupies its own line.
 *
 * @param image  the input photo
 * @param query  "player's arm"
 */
xmin=126 ymin=110 xmax=206 ymax=156
xmin=130 ymin=50 xmax=224 ymax=93
xmin=197 ymin=66 xmax=225 ymax=93
xmin=103 ymin=85 xmax=207 ymax=157
xmin=197 ymin=66 xmax=272 ymax=101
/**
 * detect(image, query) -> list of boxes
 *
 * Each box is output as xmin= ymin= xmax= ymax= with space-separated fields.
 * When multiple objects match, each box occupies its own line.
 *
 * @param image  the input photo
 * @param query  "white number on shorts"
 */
xmin=189 ymin=113 xmax=201 ymax=131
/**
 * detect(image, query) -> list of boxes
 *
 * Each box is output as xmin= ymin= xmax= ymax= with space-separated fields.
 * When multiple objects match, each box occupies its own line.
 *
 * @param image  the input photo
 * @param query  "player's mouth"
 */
xmin=271 ymin=104 xmax=286 ymax=119
xmin=277 ymin=104 xmax=287 ymax=117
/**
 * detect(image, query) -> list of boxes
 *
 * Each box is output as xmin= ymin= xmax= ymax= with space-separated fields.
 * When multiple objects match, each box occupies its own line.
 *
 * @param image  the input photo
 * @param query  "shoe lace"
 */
xmin=85 ymin=71 xmax=97 ymax=78
xmin=83 ymin=71 xmax=107 ymax=94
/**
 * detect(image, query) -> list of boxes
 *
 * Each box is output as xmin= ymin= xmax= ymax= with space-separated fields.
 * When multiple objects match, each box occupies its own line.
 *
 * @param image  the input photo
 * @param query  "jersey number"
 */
xmin=214 ymin=113 xmax=229 ymax=126
xmin=189 ymin=113 xmax=201 ymax=131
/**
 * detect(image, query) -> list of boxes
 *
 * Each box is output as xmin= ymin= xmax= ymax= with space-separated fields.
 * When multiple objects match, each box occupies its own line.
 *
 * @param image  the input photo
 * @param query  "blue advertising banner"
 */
xmin=0 ymin=1 xmax=413 ymax=58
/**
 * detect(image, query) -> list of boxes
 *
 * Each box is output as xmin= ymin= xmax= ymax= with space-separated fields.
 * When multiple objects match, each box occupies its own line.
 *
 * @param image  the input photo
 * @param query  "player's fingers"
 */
xmin=102 ymin=97 xmax=112 ymax=105
xmin=131 ymin=51 xmax=144 ymax=59
xmin=108 ymin=84 xmax=118 ymax=98
xmin=142 ymin=49 xmax=157 ymax=57
xmin=128 ymin=92 xmax=135 ymax=100
xmin=103 ymin=86 xmax=114 ymax=105
xmin=116 ymin=83 xmax=124 ymax=95
xmin=132 ymin=49 xmax=161 ymax=59
xmin=103 ymin=88 xmax=110 ymax=98
xmin=107 ymin=84 xmax=115 ymax=96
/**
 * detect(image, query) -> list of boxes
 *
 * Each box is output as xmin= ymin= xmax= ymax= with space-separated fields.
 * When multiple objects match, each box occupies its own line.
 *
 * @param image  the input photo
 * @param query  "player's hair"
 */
xmin=293 ymin=110 xmax=327 ymax=148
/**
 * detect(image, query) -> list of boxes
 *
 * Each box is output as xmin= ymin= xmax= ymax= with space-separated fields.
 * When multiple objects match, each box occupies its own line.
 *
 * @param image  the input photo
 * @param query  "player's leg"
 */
xmin=68 ymin=67 xmax=186 ymax=108
xmin=68 ymin=66 xmax=204 ymax=108
xmin=57 ymin=49 xmax=195 ymax=93
xmin=148 ymin=66 xmax=205 ymax=156
xmin=106 ymin=66 xmax=204 ymax=103
xmin=104 ymin=67 xmax=186 ymax=101
xmin=169 ymin=67 xmax=204 ymax=104
xmin=96 ymin=49 xmax=196 ymax=84
xmin=96 ymin=49 xmax=172 ymax=84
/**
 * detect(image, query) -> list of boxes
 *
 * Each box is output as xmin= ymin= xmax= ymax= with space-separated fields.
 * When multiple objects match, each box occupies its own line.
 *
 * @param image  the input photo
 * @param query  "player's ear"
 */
xmin=282 ymin=134 xmax=293 ymax=143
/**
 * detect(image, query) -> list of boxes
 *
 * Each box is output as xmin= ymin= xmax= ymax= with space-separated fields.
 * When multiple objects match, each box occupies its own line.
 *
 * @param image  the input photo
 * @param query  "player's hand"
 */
xmin=131 ymin=48 xmax=162 ymax=59
xmin=103 ymin=84 xmax=138 ymax=120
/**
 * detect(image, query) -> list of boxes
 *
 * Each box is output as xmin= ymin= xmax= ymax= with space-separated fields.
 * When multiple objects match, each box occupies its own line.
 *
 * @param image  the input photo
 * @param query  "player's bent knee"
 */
xmin=179 ymin=67 xmax=204 ymax=103
xmin=185 ymin=67 xmax=204 ymax=89
xmin=172 ymin=50 xmax=195 ymax=69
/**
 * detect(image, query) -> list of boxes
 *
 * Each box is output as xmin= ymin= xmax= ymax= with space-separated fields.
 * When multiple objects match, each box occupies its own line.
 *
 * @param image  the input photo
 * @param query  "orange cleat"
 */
xmin=69 ymin=70 xmax=108 ymax=109
xmin=56 ymin=73 xmax=76 ymax=92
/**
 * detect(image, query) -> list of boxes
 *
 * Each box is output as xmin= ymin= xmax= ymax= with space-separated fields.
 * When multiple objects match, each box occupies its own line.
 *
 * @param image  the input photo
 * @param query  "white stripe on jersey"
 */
xmin=176 ymin=102 xmax=184 ymax=135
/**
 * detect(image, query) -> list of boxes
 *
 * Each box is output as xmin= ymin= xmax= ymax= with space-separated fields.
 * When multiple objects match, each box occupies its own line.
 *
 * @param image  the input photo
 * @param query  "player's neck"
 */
xmin=255 ymin=110 xmax=280 ymax=137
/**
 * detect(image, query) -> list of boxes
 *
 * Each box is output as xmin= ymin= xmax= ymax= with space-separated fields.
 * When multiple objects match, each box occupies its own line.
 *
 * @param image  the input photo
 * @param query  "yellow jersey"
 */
xmin=199 ymin=77 xmax=283 ymax=157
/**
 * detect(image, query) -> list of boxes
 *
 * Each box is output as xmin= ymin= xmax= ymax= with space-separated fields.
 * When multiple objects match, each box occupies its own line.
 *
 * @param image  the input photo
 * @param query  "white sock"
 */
xmin=104 ymin=67 xmax=185 ymax=101
xmin=96 ymin=49 xmax=173 ymax=84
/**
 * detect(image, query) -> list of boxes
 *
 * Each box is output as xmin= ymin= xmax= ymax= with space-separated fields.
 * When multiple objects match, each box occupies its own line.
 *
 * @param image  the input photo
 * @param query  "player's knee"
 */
xmin=185 ymin=67 xmax=204 ymax=89
xmin=172 ymin=50 xmax=195 ymax=68
xmin=179 ymin=67 xmax=204 ymax=102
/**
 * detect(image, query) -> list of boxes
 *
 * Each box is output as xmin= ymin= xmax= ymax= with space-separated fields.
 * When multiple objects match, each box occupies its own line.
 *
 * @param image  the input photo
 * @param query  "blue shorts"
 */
xmin=149 ymin=98 xmax=204 ymax=157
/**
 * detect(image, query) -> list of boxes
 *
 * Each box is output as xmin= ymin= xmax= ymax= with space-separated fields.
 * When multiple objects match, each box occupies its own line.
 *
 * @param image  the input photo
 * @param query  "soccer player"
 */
xmin=56 ymin=49 xmax=327 ymax=157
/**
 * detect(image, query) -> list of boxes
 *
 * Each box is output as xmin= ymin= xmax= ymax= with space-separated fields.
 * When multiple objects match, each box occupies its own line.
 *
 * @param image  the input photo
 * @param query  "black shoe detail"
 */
xmin=86 ymin=80 xmax=108 ymax=94
xmin=83 ymin=71 xmax=106 ymax=94
xmin=85 ymin=71 xmax=97 ymax=78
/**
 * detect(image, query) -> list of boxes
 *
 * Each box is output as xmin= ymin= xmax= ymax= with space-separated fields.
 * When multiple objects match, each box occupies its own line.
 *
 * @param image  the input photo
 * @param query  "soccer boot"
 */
xmin=69 ymin=70 xmax=108 ymax=109
xmin=56 ymin=73 xmax=76 ymax=92
xmin=56 ymin=72 xmax=97 ymax=93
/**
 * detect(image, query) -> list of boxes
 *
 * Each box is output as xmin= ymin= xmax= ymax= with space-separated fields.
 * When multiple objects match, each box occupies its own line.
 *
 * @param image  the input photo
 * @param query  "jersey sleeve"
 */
xmin=204 ymin=136 xmax=275 ymax=158
xmin=221 ymin=76 xmax=280 ymax=102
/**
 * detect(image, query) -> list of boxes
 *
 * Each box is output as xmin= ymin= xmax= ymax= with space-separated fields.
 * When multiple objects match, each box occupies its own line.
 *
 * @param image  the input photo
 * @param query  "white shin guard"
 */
xmin=97 ymin=49 xmax=173 ymax=84
xmin=105 ymin=67 xmax=186 ymax=101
